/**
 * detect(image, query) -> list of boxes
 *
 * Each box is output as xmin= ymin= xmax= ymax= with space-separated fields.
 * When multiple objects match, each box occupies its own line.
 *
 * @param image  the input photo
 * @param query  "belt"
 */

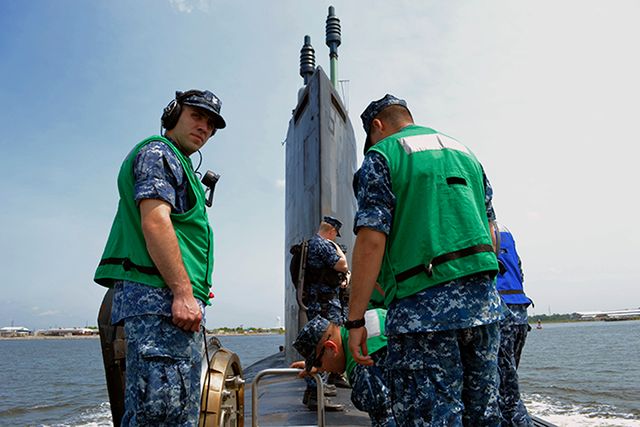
xmin=395 ymin=244 xmax=494 ymax=283
xmin=499 ymin=290 xmax=525 ymax=295
xmin=99 ymin=257 xmax=160 ymax=276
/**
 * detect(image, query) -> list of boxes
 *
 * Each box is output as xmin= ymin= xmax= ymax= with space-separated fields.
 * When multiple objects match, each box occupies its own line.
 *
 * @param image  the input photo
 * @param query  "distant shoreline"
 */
xmin=0 ymin=335 xmax=100 ymax=340
xmin=212 ymin=332 xmax=285 ymax=336
xmin=0 ymin=331 xmax=284 ymax=340
xmin=531 ymin=317 xmax=640 ymax=324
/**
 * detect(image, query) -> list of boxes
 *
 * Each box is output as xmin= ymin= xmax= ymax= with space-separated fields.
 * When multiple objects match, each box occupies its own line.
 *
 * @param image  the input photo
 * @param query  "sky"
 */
xmin=1 ymin=0 xmax=639 ymax=330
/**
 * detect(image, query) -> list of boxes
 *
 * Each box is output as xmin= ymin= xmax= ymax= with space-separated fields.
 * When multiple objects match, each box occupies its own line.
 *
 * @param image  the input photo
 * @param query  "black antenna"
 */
xmin=300 ymin=35 xmax=316 ymax=85
xmin=325 ymin=5 xmax=341 ymax=88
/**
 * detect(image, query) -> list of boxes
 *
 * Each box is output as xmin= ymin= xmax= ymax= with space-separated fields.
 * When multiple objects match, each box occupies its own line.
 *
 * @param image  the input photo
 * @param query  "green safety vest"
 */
xmin=341 ymin=308 xmax=387 ymax=381
xmin=94 ymin=136 xmax=214 ymax=303
xmin=370 ymin=125 xmax=497 ymax=306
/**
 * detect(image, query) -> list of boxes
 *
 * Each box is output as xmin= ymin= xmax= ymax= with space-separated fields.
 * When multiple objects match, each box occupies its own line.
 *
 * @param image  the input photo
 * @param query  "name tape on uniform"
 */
xmin=399 ymin=134 xmax=470 ymax=156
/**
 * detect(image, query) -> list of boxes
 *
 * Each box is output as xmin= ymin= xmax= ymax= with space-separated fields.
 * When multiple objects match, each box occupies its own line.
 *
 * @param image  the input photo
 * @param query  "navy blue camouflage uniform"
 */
xmin=354 ymin=150 xmax=503 ymax=426
xmin=305 ymin=234 xmax=346 ymax=324
xmin=111 ymin=139 xmax=205 ymax=427
xmin=498 ymin=305 xmax=532 ymax=427
xmin=350 ymin=346 xmax=395 ymax=426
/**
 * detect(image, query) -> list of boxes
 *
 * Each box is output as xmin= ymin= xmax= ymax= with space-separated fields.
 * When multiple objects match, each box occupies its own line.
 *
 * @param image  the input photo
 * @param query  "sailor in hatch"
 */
xmin=347 ymin=94 xmax=503 ymax=425
xmin=94 ymin=89 xmax=225 ymax=425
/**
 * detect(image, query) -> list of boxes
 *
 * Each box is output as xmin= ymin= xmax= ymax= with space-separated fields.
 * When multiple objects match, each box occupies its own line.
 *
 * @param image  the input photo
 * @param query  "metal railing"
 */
xmin=251 ymin=368 xmax=325 ymax=427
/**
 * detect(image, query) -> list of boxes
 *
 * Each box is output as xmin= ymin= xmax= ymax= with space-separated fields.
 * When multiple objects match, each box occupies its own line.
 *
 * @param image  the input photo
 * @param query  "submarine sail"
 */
xmin=283 ymin=27 xmax=357 ymax=364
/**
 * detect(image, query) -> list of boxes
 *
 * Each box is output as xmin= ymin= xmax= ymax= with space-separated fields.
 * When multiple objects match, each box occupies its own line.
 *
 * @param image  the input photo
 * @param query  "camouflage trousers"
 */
xmin=351 ymin=348 xmax=396 ymax=427
xmin=385 ymin=323 xmax=501 ymax=427
xmin=498 ymin=320 xmax=533 ymax=427
xmin=121 ymin=314 xmax=204 ymax=427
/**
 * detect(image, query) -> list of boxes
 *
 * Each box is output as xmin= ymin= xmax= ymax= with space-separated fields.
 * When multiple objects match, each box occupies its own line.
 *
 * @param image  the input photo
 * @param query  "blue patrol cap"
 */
xmin=323 ymin=216 xmax=342 ymax=237
xmin=360 ymin=94 xmax=408 ymax=134
xmin=293 ymin=316 xmax=330 ymax=372
xmin=179 ymin=89 xmax=226 ymax=129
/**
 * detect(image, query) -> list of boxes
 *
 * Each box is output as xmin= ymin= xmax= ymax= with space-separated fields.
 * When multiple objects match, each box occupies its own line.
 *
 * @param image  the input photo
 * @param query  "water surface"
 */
xmin=1 ymin=322 xmax=638 ymax=426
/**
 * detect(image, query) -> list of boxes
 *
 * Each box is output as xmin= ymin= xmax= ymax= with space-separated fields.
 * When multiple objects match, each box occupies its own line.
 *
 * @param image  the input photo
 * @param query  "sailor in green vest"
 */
xmin=292 ymin=309 xmax=395 ymax=426
xmin=347 ymin=95 xmax=503 ymax=425
xmin=94 ymin=89 xmax=226 ymax=426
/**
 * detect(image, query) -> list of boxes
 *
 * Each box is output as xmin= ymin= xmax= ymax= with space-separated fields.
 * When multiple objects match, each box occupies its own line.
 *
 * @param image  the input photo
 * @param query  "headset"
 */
xmin=161 ymin=90 xmax=201 ymax=131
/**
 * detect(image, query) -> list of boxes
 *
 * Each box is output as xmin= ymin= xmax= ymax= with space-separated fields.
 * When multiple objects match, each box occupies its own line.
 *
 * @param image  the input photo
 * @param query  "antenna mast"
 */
xmin=299 ymin=35 xmax=316 ymax=85
xmin=325 ymin=6 xmax=341 ymax=88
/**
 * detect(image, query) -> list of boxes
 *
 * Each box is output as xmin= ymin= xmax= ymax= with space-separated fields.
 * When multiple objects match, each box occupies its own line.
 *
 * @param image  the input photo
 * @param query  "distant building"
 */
xmin=577 ymin=308 xmax=640 ymax=321
xmin=0 ymin=326 xmax=33 ymax=337
xmin=36 ymin=327 xmax=98 ymax=336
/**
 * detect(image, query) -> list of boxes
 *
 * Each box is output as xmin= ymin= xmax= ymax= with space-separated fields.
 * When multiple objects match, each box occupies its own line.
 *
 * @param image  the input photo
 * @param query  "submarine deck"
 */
xmin=242 ymin=352 xmax=555 ymax=426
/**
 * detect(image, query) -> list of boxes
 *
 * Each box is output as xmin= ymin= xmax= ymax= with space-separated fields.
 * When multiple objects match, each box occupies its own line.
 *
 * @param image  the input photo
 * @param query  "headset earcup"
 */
xmin=161 ymin=100 xmax=181 ymax=130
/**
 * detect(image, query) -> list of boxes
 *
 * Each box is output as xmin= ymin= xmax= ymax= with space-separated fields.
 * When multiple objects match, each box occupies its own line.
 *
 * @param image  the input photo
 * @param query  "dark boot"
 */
xmin=302 ymin=385 xmax=336 ymax=402
xmin=327 ymin=373 xmax=351 ymax=389
xmin=323 ymin=383 xmax=337 ymax=396
xmin=303 ymin=388 xmax=344 ymax=412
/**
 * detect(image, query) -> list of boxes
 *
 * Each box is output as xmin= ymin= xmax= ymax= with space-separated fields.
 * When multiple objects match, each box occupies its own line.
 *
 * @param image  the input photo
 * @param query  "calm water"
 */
xmin=0 ymin=334 xmax=284 ymax=427
xmin=519 ymin=320 xmax=640 ymax=426
xmin=0 ymin=322 xmax=638 ymax=426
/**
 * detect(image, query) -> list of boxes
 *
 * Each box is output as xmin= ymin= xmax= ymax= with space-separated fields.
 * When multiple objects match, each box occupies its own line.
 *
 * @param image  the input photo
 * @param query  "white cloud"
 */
xmin=168 ymin=0 xmax=211 ymax=14
xmin=37 ymin=310 xmax=60 ymax=317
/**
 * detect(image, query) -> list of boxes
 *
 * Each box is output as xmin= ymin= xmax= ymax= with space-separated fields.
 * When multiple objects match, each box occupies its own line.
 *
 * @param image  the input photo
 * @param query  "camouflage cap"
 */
xmin=360 ymin=94 xmax=408 ymax=134
xmin=323 ymin=216 xmax=343 ymax=237
xmin=179 ymin=89 xmax=227 ymax=129
xmin=293 ymin=316 xmax=330 ymax=372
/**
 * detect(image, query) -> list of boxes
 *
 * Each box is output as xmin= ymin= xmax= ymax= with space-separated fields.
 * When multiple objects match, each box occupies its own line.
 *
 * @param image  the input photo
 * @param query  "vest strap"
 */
xmin=99 ymin=257 xmax=160 ymax=276
xmin=395 ymin=244 xmax=494 ymax=283
xmin=499 ymin=289 xmax=525 ymax=295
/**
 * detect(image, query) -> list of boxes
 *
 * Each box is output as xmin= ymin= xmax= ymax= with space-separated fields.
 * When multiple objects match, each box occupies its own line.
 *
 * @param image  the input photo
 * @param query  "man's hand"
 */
xmin=348 ymin=326 xmax=373 ymax=366
xmin=171 ymin=292 xmax=203 ymax=332
xmin=340 ymin=270 xmax=351 ymax=289
xmin=290 ymin=361 xmax=317 ymax=378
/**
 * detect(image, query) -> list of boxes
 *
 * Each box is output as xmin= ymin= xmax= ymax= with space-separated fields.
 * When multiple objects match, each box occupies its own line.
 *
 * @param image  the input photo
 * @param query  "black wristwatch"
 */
xmin=344 ymin=318 xmax=365 ymax=329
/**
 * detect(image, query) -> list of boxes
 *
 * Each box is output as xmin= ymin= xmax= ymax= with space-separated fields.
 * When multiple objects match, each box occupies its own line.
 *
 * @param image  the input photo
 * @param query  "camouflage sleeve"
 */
xmin=482 ymin=167 xmax=496 ymax=222
xmin=307 ymin=236 xmax=341 ymax=269
xmin=353 ymin=152 xmax=395 ymax=235
xmin=133 ymin=141 xmax=184 ymax=210
xmin=319 ymin=239 xmax=341 ymax=268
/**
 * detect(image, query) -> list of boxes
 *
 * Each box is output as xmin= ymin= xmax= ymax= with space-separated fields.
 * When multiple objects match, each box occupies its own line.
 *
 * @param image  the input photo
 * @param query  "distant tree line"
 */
xmin=528 ymin=313 xmax=580 ymax=323
xmin=208 ymin=327 xmax=285 ymax=334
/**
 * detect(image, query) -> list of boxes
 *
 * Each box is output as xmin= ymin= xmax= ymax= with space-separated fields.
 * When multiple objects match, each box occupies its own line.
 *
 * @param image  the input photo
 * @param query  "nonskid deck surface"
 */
xmin=242 ymin=352 xmax=555 ymax=426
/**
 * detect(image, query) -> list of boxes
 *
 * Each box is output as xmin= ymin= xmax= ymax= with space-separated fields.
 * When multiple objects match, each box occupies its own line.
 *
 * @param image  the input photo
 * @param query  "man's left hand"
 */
xmin=171 ymin=293 xmax=202 ymax=332
xmin=348 ymin=326 xmax=373 ymax=366
xmin=290 ymin=361 xmax=317 ymax=377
